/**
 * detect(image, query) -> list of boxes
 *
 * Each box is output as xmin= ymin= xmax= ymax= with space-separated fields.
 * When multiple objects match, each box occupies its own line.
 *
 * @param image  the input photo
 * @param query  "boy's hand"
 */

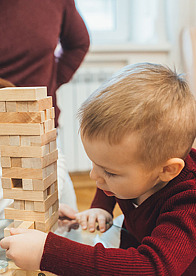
xmin=0 ymin=228 xmax=47 ymax=271
xmin=58 ymin=203 xmax=79 ymax=232
xmin=75 ymin=208 xmax=113 ymax=233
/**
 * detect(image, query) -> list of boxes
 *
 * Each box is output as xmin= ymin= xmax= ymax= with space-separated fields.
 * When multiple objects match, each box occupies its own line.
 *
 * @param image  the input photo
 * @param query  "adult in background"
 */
xmin=0 ymin=0 xmax=89 ymax=217
xmin=0 ymin=0 xmax=90 ymax=127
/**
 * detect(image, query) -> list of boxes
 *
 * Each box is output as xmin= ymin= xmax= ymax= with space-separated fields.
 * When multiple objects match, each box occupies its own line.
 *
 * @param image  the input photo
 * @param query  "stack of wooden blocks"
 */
xmin=0 ymin=87 xmax=59 ymax=236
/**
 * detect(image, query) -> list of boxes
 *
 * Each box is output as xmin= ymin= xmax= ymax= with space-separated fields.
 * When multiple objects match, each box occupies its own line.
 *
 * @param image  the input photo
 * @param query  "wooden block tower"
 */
xmin=0 ymin=87 xmax=59 ymax=234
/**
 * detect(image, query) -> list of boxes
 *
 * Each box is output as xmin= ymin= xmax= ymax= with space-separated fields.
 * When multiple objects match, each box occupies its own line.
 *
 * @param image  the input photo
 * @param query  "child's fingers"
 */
xmin=0 ymin=236 xmax=11 ymax=250
xmin=10 ymin=228 xmax=29 ymax=235
xmin=88 ymin=214 xmax=97 ymax=232
xmin=77 ymin=214 xmax=88 ymax=230
xmin=97 ymin=215 xmax=107 ymax=232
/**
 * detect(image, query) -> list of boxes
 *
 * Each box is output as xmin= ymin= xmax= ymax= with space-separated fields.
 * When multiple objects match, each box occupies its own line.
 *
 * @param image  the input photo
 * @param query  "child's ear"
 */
xmin=159 ymin=158 xmax=185 ymax=182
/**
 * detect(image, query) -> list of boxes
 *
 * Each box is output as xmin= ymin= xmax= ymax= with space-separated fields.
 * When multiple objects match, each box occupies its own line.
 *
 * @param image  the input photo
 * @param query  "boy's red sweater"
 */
xmin=41 ymin=149 xmax=196 ymax=275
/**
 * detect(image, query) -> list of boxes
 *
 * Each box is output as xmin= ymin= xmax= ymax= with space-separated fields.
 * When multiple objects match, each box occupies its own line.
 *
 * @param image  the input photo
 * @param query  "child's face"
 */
xmin=82 ymin=134 xmax=165 ymax=203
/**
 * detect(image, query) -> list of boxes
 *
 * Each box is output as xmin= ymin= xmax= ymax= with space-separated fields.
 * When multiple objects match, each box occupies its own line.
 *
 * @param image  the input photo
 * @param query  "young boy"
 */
xmin=0 ymin=63 xmax=196 ymax=275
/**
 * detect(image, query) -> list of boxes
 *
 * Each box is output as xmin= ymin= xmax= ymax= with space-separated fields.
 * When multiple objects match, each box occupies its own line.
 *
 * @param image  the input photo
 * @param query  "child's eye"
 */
xmin=104 ymin=170 xmax=117 ymax=178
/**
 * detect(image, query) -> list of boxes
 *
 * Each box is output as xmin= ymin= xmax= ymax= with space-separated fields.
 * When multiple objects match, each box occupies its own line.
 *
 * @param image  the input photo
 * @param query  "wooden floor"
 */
xmin=70 ymin=172 xmax=122 ymax=218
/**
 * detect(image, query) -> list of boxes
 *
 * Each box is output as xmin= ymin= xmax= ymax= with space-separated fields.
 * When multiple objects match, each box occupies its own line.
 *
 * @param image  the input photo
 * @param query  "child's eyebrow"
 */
xmin=94 ymin=162 xmax=119 ymax=174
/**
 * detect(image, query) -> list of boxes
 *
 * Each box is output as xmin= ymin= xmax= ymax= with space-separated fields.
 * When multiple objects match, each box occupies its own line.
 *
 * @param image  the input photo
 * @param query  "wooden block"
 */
xmin=4 ymin=222 xmax=14 ymax=237
xmin=11 ymin=158 xmax=22 ymax=167
xmin=49 ymin=140 xmax=56 ymax=152
xmin=0 ymin=101 xmax=6 ymax=112
xmin=0 ymin=135 xmax=9 ymax=145
xmin=35 ymin=210 xmax=59 ymax=232
xmin=21 ymin=149 xmax=58 ymax=169
xmin=6 ymin=102 xmax=16 ymax=112
xmin=44 ymin=119 xmax=54 ymax=133
xmin=0 ymin=111 xmax=45 ymax=123
xmin=25 ymin=201 xmax=34 ymax=211
xmin=0 ymin=144 xmax=49 ymax=157
xmin=45 ymin=108 xmax=51 ymax=120
xmin=42 ymin=143 xmax=50 ymax=155
xmin=28 ymin=96 xmax=52 ymax=111
xmin=3 ymin=188 xmax=47 ymax=201
xmin=17 ymin=221 xmax=34 ymax=229
xmin=16 ymin=102 xmax=28 ymax=112
xmin=2 ymin=167 xmax=53 ymax=180
xmin=5 ymin=204 xmax=49 ymax=222
xmin=20 ymin=129 xmax=56 ymax=146
xmin=22 ymin=179 xmax=33 ymax=190
xmin=34 ymin=190 xmax=58 ymax=212
xmin=32 ymin=170 xmax=57 ymax=191
xmin=4 ymin=221 xmax=34 ymax=238
xmin=43 ymin=162 xmax=57 ymax=179
xmin=50 ymin=220 xmax=58 ymax=233
xmin=50 ymin=107 xmax=55 ymax=119
xmin=14 ymin=200 xmax=25 ymax=210
xmin=0 ymin=123 xmax=44 ymax=136
xmin=0 ymin=87 xmax=47 ymax=101
xmin=1 ymin=156 xmax=11 ymax=167
xmin=21 ymin=157 xmax=42 ymax=169
xmin=9 ymin=136 xmax=20 ymax=146
xmin=1 ymin=177 xmax=12 ymax=188
xmin=14 ymin=220 xmax=23 ymax=227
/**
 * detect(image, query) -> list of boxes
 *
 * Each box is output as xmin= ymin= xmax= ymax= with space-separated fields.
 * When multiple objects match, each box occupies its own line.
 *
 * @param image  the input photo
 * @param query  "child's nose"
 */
xmin=89 ymin=167 xmax=98 ymax=180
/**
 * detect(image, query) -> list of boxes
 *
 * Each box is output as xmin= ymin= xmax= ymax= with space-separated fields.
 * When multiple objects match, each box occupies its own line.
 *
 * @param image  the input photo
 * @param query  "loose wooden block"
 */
xmin=3 ymin=188 xmax=47 ymax=201
xmin=0 ymin=111 xmax=45 ymax=123
xmin=9 ymin=136 xmax=20 ymax=146
xmin=0 ymin=144 xmax=50 ymax=157
xmin=32 ymin=170 xmax=57 ymax=191
xmin=0 ymin=101 xmax=6 ymax=112
xmin=0 ymin=87 xmax=47 ymax=101
xmin=11 ymin=158 xmax=22 ymax=167
xmin=14 ymin=200 xmax=25 ymax=210
xmin=28 ymin=96 xmax=52 ymax=111
xmin=34 ymin=190 xmax=58 ymax=212
xmin=22 ymin=179 xmax=33 ymax=190
xmin=6 ymin=102 xmax=16 ymax=112
xmin=1 ymin=156 xmax=11 ymax=167
xmin=21 ymin=149 xmax=58 ymax=169
xmin=1 ymin=177 xmax=12 ymax=188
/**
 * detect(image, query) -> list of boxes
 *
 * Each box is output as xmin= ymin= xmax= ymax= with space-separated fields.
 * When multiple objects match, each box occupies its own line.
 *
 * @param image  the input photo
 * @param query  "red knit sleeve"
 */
xmin=56 ymin=0 xmax=90 ymax=87
xmin=40 ymin=186 xmax=196 ymax=275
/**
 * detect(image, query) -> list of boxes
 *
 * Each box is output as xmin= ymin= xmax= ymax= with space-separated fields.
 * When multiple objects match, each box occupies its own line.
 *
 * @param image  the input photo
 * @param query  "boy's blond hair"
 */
xmin=78 ymin=63 xmax=196 ymax=169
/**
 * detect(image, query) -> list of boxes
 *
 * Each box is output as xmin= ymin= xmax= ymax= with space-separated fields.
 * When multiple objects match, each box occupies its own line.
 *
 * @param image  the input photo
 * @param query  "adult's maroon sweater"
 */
xmin=40 ymin=149 xmax=196 ymax=275
xmin=0 ymin=0 xmax=90 ymax=125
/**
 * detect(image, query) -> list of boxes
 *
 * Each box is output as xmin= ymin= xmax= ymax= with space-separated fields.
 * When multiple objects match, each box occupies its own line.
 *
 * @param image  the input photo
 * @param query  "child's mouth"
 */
xmin=103 ymin=190 xmax=115 ymax=197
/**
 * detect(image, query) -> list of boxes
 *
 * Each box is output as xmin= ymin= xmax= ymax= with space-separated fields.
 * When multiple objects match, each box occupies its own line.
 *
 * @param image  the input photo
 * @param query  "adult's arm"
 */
xmin=56 ymin=0 xmax=90 ymax=87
